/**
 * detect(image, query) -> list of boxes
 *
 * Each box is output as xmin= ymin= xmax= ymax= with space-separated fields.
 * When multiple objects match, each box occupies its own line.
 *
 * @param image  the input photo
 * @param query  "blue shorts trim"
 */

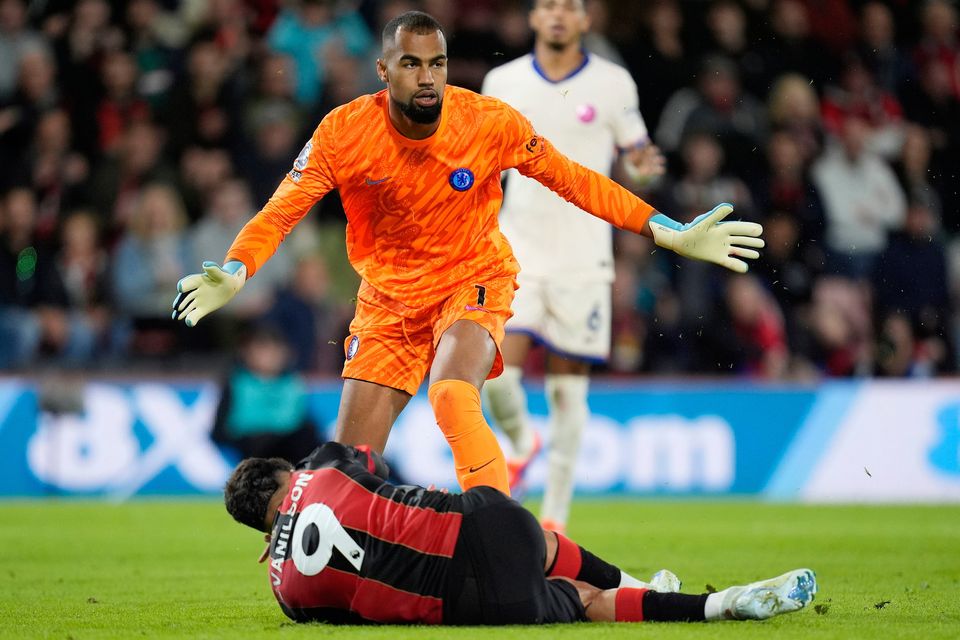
xmin=504 ymin=328 xmax=607 ymax=365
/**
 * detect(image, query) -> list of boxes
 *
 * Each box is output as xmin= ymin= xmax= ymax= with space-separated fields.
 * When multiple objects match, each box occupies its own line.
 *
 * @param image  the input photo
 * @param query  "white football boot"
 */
xmin=650 ymin=569 xmax=683 ymax=593
xmin=618 ymin=568 xmax=682 ymax=592
xmin=718 ymin=568 xmax=818 ymax=620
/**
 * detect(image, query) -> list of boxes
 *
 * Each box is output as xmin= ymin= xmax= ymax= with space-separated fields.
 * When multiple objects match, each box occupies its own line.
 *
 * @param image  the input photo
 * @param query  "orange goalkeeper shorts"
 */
xmin=341 ymin=276 xmax=517 ymax=395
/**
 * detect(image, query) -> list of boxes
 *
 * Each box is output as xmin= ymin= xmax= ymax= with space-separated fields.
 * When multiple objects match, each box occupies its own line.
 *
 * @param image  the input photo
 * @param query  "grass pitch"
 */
xmin=1 ymin=500 xmax=957 ymax=639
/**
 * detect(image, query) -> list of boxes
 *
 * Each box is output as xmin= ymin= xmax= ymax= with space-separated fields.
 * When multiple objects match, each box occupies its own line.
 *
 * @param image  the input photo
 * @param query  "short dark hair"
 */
xmin=381 ymin=10 xmax=444 ymax=48
xmin=224 ymin=457 xmax=293 ymax=532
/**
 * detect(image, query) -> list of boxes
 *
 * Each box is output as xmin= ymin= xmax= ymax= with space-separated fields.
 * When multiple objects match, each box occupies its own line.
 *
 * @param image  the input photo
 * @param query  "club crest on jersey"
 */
xmin=346 ymin=335 xmax=360 ymax=360
xmin=449 ymin=167 xmax=474 ymax=192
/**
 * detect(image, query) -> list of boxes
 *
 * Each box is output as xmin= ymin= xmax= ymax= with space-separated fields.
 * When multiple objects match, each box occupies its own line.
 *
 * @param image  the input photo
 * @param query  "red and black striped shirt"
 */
xmin=267 ymin=442 xmax=464 ymax=624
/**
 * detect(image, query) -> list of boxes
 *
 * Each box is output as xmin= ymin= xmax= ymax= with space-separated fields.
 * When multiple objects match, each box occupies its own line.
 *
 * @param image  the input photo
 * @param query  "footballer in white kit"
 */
xmin=483 ymin=51 xmax=649 ymax=362
xmin=482 ymin=0 xmax=664 ymax=532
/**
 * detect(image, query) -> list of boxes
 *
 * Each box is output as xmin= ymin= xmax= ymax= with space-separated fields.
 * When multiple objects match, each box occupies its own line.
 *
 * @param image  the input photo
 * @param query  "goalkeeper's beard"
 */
xmin=394 ymin=95 xmax=443 ymax=124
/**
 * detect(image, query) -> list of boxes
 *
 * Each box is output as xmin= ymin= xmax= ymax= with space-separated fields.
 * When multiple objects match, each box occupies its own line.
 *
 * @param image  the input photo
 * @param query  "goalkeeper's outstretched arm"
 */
xmin=499 ymin=103 xmax=763 ymax=272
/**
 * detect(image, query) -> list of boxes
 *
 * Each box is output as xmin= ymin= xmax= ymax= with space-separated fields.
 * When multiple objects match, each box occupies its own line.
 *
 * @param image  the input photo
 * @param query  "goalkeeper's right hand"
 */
xmin=171 ymin=260 xmax=246 ymax=327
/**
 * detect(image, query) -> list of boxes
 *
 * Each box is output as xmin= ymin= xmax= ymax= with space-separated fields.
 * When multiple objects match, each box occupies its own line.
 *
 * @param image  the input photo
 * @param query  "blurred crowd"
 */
xmin=0 ymin=0 xmax=958 ymax=380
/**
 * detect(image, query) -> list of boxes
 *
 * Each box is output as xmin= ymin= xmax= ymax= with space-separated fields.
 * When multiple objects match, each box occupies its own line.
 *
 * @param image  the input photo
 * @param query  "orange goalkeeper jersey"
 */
xmin=226 ymin=86 xmax=655 ymax=310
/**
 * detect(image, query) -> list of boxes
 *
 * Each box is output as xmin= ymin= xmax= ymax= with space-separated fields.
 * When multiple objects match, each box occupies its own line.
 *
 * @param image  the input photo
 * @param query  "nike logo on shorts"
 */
xmin=365 ymin=176 xmax=391 ymax=185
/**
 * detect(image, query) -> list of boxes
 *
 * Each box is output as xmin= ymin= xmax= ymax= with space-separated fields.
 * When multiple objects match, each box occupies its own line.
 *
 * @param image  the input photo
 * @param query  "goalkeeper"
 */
xmin=173 ymin=11 xmax=764 ymax=499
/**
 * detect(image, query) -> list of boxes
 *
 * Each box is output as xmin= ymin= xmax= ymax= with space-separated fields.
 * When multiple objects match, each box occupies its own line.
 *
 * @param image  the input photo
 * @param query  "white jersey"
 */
xmin=482 ymin=53 xmax=648 ymax=282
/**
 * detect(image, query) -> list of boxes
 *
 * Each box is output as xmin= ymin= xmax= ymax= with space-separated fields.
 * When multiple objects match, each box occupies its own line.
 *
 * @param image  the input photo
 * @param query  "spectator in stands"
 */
xmin=315 ymin=38 xmax=368 ymax=118
xmin=610 ymin=232 xmax=685 ymax=375
xmin=800 ymin=0 xmax=857 ymax=56
xmin=241 ymin=51 xmax=304 ymax=143
xmin=704 ymin=0 xmax=767 ymax=96
xmin=582 ymin=0 xmax=626 ymax=67
xmin=422 ymin=0 xmax=501 ymax=92
xmin=124 ymin=0 xmax=187 ymax=52
xmin=177 ymin=145 xmax=233 ymax=222
xmin=0 ymin=45 xmax=60 ymax=183
xmin=872 ymin=198 xmax=952 ymax=374
xmin=23 ymin=109 xmax=89 ymax=241
xmin=664 ymin=132 xmax=755 ymax=221
xmin=123 ymin=0 xmax=181 ymax=108
xmin=873 ymin=312 xmax=936 ymax=378
xmin=163 ymin=37 xmax=241 ymax=156
xmin=608 ymin=257 xmax=645 ymax=374
xmin=751 ymin=210 xmax=819 ymax=360
xmin=262 ymin=253 xmax=350 ymax=374
xmin=750 ymin=131 xmax=824 ymax=331
xmin=857 ymin=1 xmax=914 ymax=97
xmin=655 ymin=132 xmax=755 ymax=337
xmin=754 ymin=131 xmax=824 ymax=236
xmin=492 ymin=0 xmax=533 ymax=65
xmin=0 ymin=0 xmax=45 ymax=102
xmin=914 ymin=0 xmax=960 ymax=101
xmin=902 ymin=59 xmax=960 ymax=234
xmin=622 ymin=0 xmax=691 ymax=134
xmin=111 ymin=182 xmax=192 ymax=320
xmin=0 ymin=187 xmax=94 ymax=368
xmin=655 ymin=55 xmax=767 ymax=180
xmin=811 ymin=116 xmax=906 ymax=279
xmin=88 ymin=120 xmax=177 ymax=238
xmin=894 ymin=125 xmax=943 ymax=220
xmin=808 ymin=277 xmax=873 ymax=377
xmin=95 ymin=50 xmax=150 ymax=154
xmin=192 ymin=0 xmax=254 ymax=70
xmin=267 ymin=0 xmax=372 ymax=107
xmin=821 ymin=54 xmax=905 ymax=159
xmin=240 ymin=101 xmax=303 ymax=205
xmin=211 ymin=323 xmax=321 ymax=462
xmin=54 ymin=209 xmax=111 ymax=356
xmin=724 ymin=274 xmax=789 ymax=379
xmin=767 ymin=73 xmax=824 ymax=164
xmin=49 ymin=0 xmax=124 ymax=159
xmin=758 ymin=0 xmax=834 ymax=91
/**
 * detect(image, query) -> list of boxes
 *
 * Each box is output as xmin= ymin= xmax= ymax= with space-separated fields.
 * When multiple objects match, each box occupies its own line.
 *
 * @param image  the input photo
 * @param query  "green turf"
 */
xmin=1 ymin=500 xmax=957 ymax=639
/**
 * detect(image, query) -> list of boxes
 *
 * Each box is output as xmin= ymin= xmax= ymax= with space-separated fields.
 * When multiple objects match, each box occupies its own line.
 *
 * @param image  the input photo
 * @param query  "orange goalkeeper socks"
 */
xmin=428 ymin=379 xmax=510 ymax=495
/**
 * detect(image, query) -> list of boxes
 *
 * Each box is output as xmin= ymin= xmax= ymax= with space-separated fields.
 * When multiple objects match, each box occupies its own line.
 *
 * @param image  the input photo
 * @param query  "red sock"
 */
xmin=547 ymin=532 xmax=582 ymax=579
xmin=546 ymin=532 xmax=623 ymax=589
xmin=615 ymin=588 xmax=649 ymax=622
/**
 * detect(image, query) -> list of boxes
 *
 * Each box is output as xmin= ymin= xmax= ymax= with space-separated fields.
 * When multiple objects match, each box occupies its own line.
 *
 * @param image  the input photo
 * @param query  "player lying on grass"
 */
xmin=224 ymin=442 xmax=817 ymax=625
xmin=175 ymin=10 xmax=764 ymax=501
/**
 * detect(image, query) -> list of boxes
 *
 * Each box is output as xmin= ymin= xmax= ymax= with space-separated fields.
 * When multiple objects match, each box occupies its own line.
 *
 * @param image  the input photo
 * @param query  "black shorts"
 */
xmin=442 ymin=486 xmax=586 ymax=625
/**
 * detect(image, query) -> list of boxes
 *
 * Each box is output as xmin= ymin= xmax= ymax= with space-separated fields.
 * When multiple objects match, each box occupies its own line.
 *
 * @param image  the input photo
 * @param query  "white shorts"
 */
xmin=506 ymin=276 xmax=611 ymax=362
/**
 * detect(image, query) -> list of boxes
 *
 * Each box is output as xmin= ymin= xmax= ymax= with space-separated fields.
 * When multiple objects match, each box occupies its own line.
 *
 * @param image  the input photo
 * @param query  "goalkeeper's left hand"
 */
xmin=647 ymin=203 xmax=764 ymax=273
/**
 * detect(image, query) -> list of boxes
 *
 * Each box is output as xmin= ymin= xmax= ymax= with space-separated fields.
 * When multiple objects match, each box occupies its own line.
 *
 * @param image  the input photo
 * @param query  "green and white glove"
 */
xmin=648 ymin=203 xmax=764 ymax=273
xmin=171 ymin=260 xmax=246 ymax=327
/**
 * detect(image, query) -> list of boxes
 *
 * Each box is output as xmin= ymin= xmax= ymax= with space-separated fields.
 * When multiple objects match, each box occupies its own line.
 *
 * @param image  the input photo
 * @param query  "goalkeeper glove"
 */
xmin=648 ymin=203 xmax=764 ymax=273
xmin=171 ymin=260 xmax=246 ymax=327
